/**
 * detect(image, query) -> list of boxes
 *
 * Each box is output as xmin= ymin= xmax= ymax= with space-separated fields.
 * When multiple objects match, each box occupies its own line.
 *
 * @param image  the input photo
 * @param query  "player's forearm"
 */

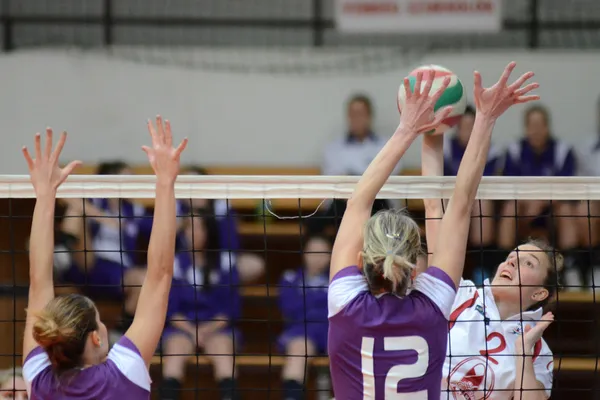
xmin=29 ymin=195 xmax=56 ymax=285
xmin=348 ymin=126 xmax=415 ymax=211
xmin=422 ymin=135 xmax=444 ymax=261
xmin=513 ymin=354 xmax=547 ymax=400
xmin=451 ymin=115 xmax=495 ymax=211
xmin=147 ymin=181 xmax=176 ymax=280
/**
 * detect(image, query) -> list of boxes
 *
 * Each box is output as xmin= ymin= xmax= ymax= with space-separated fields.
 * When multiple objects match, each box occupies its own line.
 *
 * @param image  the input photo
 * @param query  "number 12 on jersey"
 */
xmin=361 ymin=336 xmax=429 ymax=399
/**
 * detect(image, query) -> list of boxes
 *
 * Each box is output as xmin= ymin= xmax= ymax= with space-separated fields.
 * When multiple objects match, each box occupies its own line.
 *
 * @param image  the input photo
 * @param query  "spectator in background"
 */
xmin=572 ymin=96 xmax=600 ymax=292
xmin=309 ymin=94 xmax=399 ymax=234
xmin=161 ymin=211 xmax=241 ymax=400
xmin=498 ymin=105 xmax=579 ymax=280
xmin=0 ymin=367 xmax=26 ymax=400
xmin=179 ymin=166 xmax=265 ymax=283
xmin=56 ymin=161 xmax=151 ymax=339
xmin=444 ymin=105 xmax=504 ymax=284
xmin=278 ymin=235 xmax=331 ymax=400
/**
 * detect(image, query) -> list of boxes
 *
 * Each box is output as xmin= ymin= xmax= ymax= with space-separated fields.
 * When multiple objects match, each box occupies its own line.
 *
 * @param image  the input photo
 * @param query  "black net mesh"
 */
xmin=0 ymin=192 xmax=599 ymax=399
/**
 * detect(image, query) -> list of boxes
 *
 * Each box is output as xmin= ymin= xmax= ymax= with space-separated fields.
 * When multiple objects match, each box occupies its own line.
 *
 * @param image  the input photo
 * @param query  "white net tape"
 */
xmin=2 ymin=175 xmax=600 ymax=200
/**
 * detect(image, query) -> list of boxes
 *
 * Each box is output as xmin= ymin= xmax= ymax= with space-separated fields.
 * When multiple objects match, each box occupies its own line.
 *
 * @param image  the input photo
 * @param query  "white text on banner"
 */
xmin=335 ymin=0 xmax=502 ymax=33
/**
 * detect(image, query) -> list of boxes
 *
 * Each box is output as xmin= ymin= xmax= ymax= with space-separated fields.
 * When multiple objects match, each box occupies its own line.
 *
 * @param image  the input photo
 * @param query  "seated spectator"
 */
xmin=179 ymin=166 xmax=265 ymax=283
xmin=160 ymin=211 xmax=241 ymax=400
xmin=0 ymin=367 xmax=26 ymax=400
xmin=572 ymin=96 xmax=600 ymax=291
xmin=444 ymin=105 xmax=504 ymax=284
xmin=55 ymin=161 xmax=151 ymax=336
xmin=498 ymin=105 xmax=579 ymax=282
xmin=309 ymin=94 xmax=399 ymax=234
xmin=278 ymin=235 xmax=331 ymax=400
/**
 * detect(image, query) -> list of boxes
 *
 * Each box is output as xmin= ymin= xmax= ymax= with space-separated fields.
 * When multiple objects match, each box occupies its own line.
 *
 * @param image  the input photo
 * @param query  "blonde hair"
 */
xmin=0 ymin=367 xmax=23 ymax=388
xmin=31 ymin=294 xmax=98 ymax=370
xmin=362 ymin=209 xmax=422 ymax=295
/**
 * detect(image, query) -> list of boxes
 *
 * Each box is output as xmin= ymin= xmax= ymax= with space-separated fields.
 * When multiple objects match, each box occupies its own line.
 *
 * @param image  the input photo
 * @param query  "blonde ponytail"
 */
xmin=363 ymin=209 xmax=422 ymax=295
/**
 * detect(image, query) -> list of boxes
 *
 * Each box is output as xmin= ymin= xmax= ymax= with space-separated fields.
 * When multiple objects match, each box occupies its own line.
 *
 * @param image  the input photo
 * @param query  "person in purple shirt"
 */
xmin=444 ymin=105 xmax=505 ymax=284
xmin=22 ymin=116 xmax=187 ymax=400
xmin=498 ymin=105 xmax=579 ymax=278
xmin=160 ymin=211 xmax=241 ymax=400
xmin=177 ymin=166 xmax=265 ymax=284
xmin=327 ymin=63 xmax=539 ymax=399
xmin=277 ymin=235 xmax=331 ymax=400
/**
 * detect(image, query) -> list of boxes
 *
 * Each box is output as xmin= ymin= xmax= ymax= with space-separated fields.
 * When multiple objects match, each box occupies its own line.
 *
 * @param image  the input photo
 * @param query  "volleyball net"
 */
xmin=1 ymin=175 xmax=600 ymax=399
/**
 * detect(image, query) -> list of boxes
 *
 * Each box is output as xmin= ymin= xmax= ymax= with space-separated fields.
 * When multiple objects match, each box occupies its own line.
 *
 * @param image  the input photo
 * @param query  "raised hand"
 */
xmin=398 ymin=70 xmax=454 ymax=135
xmin=143 ymin=116 xmax=188 ymax=184
xmin=473 ymin=61 xmax=540 ymax=120
xmin=22 ymin=129 xmax=82 ymax=197
xmin=517 ymin=312 xmax=554 ymax=353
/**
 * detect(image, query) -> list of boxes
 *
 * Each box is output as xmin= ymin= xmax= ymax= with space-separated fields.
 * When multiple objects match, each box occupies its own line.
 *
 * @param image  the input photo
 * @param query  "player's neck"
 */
xmin=494 ymin=297 xmax=521 ymax=320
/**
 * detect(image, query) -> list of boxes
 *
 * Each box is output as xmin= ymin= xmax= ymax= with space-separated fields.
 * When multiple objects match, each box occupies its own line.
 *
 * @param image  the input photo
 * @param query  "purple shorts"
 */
xmin=278 ymin=323 xmax=328 ymax=354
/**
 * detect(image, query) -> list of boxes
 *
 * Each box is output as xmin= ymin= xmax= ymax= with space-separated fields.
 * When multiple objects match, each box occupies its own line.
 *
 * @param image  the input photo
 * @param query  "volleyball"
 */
xmin=398 ymin=65 xmax=467 ymax=135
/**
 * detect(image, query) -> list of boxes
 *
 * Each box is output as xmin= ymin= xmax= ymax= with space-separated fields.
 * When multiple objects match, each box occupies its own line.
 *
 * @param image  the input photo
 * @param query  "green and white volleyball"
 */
xmin=397 ymin=65 xmax=467 ymax=135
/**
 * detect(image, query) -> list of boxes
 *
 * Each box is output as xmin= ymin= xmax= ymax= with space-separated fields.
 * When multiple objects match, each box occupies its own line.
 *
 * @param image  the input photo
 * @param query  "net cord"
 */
xmin=3 ymin=175 xmax=600 ymax=200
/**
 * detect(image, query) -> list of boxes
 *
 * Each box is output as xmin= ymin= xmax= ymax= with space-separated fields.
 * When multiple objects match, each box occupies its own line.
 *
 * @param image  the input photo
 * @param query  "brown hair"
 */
xmin=347 ymin=94 xmax=373 ymax=117
xmin=524 ymin=104 xmax=551 ymax=128
xmin=525 ymin=238 xmax=564 ymax=310
xmin=31 ymin=294 xmax=99 ymax=371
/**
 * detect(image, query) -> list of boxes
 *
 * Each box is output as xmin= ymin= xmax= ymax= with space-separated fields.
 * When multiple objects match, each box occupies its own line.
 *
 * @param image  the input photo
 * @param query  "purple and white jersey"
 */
xmin=23 ymin=336 xmax=151 ymax=400
xmin=328 ymin=266 xmax=457 ymax=399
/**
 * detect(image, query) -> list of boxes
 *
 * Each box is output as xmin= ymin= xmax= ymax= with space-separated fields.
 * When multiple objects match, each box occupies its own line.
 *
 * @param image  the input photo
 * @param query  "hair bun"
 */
xmin=32 ymin=313 xmax=64 ymax=347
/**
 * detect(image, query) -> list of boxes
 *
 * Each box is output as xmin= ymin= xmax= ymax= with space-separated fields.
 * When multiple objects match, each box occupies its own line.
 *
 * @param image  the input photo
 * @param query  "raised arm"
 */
xmin=430 ymin=62 xmax=540 ymax=288
xmin=125 ymin=116 xmax=188 ymax=366
xmin=421 ymin=135 xmax=445 ymax=266
xmin=330 ymin=71 xmax=453 ymax=280
xmin=21 ymin=130 xmax=81 ymax=361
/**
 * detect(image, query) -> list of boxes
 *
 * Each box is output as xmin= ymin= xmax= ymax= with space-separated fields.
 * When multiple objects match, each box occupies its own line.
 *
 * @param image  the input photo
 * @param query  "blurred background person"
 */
xmin=0 ymin=367 xmax=26 ymax=400
xmin=498 ymin=105 xmax=579 ymax=286
xmin=54 ymin=161 xmax=151 ymax=341
xmin=443 ymin=105 xmax=504 ymax=284
xmin=308 ymin=94 xmax=400 ymax=235
xmin=277 ymin=235 xmax=331 ymax=400
xmin=573 ymin=95 xmax=600 ymax=292
xmin=160 ymin=211 xmax=241 ymax=400
xmin=179 ymin=166 xmax=265 ymax=283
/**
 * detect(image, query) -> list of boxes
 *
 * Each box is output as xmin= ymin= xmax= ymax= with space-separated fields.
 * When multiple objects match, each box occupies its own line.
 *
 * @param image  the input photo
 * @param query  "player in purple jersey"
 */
xmin=21 ymin=116 xmax=188 ymax=400
xmin=327 ymin=63 xmax=540 ymax=400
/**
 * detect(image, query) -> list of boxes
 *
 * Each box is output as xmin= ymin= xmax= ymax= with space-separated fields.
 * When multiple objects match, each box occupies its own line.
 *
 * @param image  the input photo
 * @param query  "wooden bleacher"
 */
xmin=0 ymin=164 xmax=599 ymax=399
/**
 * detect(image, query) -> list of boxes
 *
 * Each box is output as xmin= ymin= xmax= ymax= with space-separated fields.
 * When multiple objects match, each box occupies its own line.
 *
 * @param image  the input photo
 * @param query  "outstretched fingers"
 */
xmin=414 ymin=71 xmax=423 ymax=97
xmin=513 ymin=82 xmax=539 ymax=97
xmin=515 ymin=94 xmax=541 ymax=104
xmin=175 ymin=138 xmax=189 ymax=158
xmin=165 ymin=120 xmax=173 ymax=147
xmin=51 ymin=132 xmax=68 ymax=162
xmin=34 ymin=132 xmax=42 ymax=161
xmin=147 ymin=119 xmax=158 ymax=145
xmin=497 ymin=61 xmax=517 ymax=88
xmin=155 ymin=115 xmax=165 ymax=144
xmin=60 ymin=160 xmax=82 ymax=180
xmin=508 ymin=71 xmax=535 ymax=93
xmin=420 ymin=106 xmax=453 ymax=133
xmin=402 ymin=77 xmax=412 ymax=101
xmin=44 ymin=128 xmax=53 ymax=160
xmin=421 ymin=70 xmax=436 ymax=98
xmin=430 ymin=76 xmax=451 ymax=104
xmin=22 ymin=147 xmax=34 ymax=170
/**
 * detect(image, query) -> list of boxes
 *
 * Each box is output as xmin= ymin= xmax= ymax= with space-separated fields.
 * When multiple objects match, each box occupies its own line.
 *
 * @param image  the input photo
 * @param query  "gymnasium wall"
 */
xmin=0 ymin=49 xmax=596 ymax=173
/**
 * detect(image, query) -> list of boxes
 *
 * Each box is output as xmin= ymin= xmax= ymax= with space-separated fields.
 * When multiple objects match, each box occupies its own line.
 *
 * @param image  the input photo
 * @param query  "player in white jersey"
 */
xmin=422 ymin=95 xmax=559 ymax=399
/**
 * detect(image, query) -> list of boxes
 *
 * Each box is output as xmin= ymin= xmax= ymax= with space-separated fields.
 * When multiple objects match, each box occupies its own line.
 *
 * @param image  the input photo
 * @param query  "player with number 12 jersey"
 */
xmin=327 ymin=63 xmax=540 ymax=399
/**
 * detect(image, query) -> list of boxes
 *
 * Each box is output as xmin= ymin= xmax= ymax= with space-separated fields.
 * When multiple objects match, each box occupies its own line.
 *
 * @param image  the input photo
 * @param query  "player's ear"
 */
xmin=357 ymin=251 xmax=364 ymax=271
xmin=90 ymin=330 xmax=101 ymax=348
xmin=531 ymin=287 xmax=549 ymax=303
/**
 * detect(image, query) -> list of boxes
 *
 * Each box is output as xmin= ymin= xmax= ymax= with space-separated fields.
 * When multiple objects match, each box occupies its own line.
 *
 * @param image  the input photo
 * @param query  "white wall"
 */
xmin=0 ymin=49 xmax=597 ymax=173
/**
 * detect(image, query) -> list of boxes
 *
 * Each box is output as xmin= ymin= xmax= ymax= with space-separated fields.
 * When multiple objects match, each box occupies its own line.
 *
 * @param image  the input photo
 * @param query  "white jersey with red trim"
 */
xmin=442 ymin=279 xmax=553 ymax=400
